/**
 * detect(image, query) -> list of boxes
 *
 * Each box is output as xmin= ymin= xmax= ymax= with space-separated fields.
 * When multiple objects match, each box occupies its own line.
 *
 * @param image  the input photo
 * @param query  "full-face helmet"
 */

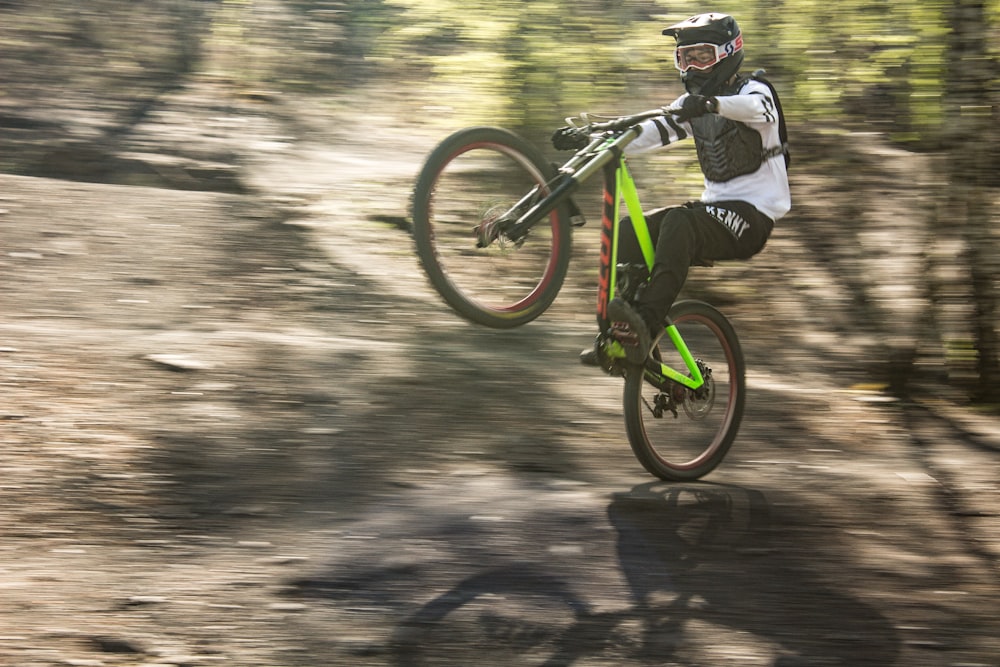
xmin=663 ymin=13 xmax=744 ymax=96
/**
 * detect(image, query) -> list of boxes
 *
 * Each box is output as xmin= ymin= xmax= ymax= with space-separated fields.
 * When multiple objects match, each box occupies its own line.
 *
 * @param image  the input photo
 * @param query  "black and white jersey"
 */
xmin=626 ymin=78 xmax=791 ymax=221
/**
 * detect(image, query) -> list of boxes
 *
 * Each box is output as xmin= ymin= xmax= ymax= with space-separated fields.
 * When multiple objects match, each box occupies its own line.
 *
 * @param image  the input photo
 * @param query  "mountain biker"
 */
xmin=554 ymin=13 xmax=791 ymax=366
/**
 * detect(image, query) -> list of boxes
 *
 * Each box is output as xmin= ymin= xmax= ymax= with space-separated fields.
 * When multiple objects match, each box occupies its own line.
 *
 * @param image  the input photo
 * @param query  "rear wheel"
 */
xmin=623 ymin=300 xmax=746 ymax=481
xmin=411 ymin=127 xmax=572 ymax=328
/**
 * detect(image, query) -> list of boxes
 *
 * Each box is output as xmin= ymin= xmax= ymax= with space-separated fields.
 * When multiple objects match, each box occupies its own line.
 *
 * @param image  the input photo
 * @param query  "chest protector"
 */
xmin=689 ymin=113 xmax=764 ymax=183
xmin=688 ymin=74 xmax=784 ymax=183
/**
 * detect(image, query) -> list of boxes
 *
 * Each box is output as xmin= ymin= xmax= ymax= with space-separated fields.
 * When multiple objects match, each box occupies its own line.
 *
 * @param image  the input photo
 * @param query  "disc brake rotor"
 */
xmin=475 ymin=203 xmax=526 ymax=250
xmin=682 ymin=362 xmax=715 ymax=420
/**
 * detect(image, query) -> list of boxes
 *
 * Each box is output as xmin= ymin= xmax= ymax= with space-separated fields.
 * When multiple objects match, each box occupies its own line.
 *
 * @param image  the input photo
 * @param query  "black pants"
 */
xmin=617 ymin=200 xmax=774 ymax=325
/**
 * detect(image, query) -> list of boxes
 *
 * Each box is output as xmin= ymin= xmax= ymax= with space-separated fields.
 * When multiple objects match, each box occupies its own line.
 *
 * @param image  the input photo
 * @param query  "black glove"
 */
xmin=674 ymin=94 xmax=717 ymax=122
xmin=551 ymin=126 xmax=589 ymax=151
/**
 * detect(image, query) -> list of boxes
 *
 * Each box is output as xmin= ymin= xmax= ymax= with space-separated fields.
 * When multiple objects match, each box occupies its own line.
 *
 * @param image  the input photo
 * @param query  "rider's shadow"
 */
xmin=608 ymin=482 xmax=900 ymax=665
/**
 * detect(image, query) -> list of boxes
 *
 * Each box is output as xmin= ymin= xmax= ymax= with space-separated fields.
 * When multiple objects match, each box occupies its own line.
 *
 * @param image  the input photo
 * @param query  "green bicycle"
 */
xmin=410 ymin=110 xmax=746 ymax=481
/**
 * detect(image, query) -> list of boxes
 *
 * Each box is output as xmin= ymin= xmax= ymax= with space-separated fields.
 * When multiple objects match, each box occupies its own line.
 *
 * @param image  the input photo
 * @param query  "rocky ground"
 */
xmin=1 ymin=83 xmax=999 ymax=666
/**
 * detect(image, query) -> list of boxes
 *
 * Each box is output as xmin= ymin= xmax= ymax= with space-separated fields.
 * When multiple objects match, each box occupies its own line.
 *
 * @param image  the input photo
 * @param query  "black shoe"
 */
xmin=607 ymin=297 xmax=654 ymax=365
xmin=579 ymin=347 xmax=599 ymax=366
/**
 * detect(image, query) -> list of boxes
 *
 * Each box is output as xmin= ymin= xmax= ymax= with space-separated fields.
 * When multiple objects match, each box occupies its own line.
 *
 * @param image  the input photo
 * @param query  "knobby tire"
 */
xmin=411 ymin=127 xmax=572 ymax=328
xmin=623 ymin=300 xmax=746 ymax=481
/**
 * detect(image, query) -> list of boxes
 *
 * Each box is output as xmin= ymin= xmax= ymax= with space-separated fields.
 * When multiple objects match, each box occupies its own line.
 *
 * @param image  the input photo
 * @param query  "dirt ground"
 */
xmin=1 ymin=85 xmax=999 ymax=666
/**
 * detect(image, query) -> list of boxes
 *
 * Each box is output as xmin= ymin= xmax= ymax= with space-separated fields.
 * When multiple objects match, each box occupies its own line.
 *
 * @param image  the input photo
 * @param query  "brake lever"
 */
xmin=663 ymin=105 xmax=683 ymax=118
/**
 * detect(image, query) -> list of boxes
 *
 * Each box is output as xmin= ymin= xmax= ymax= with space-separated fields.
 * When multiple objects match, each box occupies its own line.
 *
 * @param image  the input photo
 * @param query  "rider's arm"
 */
xmin=624 ymin=81 xmax=779 ymax=154
xmin=714 ymin=82 xmax=779 ymax=125
xmin=625 ymin=114 xmax=690 ymax=155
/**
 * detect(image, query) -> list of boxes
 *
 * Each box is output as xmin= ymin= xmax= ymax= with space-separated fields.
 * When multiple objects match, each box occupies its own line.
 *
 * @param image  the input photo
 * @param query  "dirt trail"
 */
xmin=1 ymin=89 xmax=998 ymax=666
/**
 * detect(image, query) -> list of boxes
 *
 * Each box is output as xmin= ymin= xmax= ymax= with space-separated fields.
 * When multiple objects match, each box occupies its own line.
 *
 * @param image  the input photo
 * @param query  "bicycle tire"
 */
xmin=411 ymin=127 xmax=572 ymax=328
xmin=623 ymin=300 xmax=746 ymax=481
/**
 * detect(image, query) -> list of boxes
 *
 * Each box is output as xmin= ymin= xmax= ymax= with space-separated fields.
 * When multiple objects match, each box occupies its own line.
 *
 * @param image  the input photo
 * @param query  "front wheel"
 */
xmin=623 ymin=300 xmax=746 ymax=481
xmin=411 ymin=127 xmax=572 ymax=328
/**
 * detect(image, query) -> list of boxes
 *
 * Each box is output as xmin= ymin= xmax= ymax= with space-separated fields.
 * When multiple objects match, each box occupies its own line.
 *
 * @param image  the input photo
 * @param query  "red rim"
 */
xmin=644 ymin=312 xmax=740 ymax=471
xmin=427 ymin=141 xmax=563 ymax=315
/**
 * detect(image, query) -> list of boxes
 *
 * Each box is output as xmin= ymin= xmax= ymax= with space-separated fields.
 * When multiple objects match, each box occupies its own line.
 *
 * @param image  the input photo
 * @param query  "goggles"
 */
xmin=674 ymin=35 xmax=743 ymax=72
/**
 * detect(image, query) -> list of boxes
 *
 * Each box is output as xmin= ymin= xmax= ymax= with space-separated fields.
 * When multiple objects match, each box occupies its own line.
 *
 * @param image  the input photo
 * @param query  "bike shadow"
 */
xmin=388 ymin=481 xmax=901 ymax=666
xmin=606 ymin=481 xmax=900 ymax=665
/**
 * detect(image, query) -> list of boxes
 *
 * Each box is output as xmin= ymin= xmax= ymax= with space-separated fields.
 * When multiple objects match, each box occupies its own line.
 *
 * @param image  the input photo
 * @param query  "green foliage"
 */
xmin=6 ymin=0 xmax=992 ymax=144
xmin=369 ymin=0 xmax=650 ymax=130
xmin=348 ymin=0 xmax=992 ymax=145
xmin=115 ymin=0 xmax=989 ymax=147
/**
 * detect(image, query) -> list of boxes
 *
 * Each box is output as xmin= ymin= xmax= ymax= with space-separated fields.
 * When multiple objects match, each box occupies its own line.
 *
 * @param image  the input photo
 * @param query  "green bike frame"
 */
xmin=600 ymin=154 xmax=705 ymax=390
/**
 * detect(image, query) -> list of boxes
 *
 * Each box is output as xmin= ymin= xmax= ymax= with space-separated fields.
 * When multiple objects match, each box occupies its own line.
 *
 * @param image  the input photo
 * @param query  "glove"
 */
xmin=674 ymin=94 xmax=717 ymax=122
xmin=551 ymin=126 xmax=589 ymax=151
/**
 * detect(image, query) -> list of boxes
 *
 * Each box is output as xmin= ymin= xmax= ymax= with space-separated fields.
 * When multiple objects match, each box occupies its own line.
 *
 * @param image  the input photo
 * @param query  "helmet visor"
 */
xmin=674 ymin=35 xmax=743 ymax=72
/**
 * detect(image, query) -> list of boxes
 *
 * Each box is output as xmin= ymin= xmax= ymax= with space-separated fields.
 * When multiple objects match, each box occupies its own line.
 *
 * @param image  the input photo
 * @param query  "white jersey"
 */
xmin=625 ymin=78 xmax=791 ymax=221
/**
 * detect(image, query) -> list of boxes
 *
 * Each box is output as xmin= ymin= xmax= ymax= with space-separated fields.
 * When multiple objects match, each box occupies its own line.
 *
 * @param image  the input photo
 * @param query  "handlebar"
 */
xmin=503 ymin=107 xmax=680 ymax=240
xmin=553 ymin=106 xmax=682 ymax=184
xmin=567 ymin=106 xmax=679 ymax=134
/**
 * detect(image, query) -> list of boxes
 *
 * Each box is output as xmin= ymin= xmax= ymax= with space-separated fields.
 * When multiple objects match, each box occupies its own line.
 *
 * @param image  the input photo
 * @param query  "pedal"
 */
xmin=609 ymin=321 xmax=639 ymax=346
xmin=591 ymin=333 xmax=627 ymax=377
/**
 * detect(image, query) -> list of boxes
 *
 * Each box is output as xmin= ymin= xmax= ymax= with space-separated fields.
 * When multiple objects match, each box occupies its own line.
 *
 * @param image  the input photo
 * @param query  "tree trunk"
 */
xmin=944 ymin=0 xmax=999 ymax=402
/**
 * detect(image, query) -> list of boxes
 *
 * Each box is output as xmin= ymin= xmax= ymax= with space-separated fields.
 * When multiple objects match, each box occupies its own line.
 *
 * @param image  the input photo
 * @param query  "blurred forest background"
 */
xmin=1 ymin=0 xmax=998 ymax=403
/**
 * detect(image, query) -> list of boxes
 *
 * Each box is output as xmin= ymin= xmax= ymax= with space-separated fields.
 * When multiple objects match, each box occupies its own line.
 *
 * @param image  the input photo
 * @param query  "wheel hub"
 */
xmin=474 ymin=203 xmax=511 ymax=248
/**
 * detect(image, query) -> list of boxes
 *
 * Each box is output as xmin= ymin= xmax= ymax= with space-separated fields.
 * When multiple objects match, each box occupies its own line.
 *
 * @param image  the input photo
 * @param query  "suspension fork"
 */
xmin=506 ymin=132 xmax=632 ymax=242
xmin=507 ymin=175 xmax=578 ymax=239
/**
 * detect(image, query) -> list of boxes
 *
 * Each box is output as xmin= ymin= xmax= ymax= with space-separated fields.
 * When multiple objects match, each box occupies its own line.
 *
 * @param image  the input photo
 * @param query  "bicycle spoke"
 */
xmin=623 ymin=301 xmax=745 ymax=480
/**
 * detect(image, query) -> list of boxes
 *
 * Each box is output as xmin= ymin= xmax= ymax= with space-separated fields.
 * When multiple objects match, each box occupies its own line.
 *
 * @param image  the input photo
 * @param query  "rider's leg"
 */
xmin=610 ymin=202 xmax=773 ymax=362
xmin=634 ymin=206 xmax=700 ymax=329
xmin=600 ymin=208 xmax=694 ymax=363
xmin=582 ymin=202 xmax=772 ymax=365
xmin=579 ymin=208 xmax=673 ymax=366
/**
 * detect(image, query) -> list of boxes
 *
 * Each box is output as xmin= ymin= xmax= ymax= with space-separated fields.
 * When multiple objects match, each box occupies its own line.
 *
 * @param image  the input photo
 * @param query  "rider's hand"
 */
xmin=674 ymin=94 xmax=718 ymax=122
xmin=551 ymin=126 xmax=589 ymax=151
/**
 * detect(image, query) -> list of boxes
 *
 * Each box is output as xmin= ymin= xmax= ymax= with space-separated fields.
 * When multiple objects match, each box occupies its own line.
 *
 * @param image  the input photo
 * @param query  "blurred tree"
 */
xmin=940 ymin=0 xmax=999 ymax=401
xmin=371 ymin=0 xmax=654 ymax=133
xmin=2 ymin=0 xmax=998 ymax=400
xmin=105 ymin=0 xmax=214 ymax=140
xmin=0 ymin=0 xmax=220 ymax=178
